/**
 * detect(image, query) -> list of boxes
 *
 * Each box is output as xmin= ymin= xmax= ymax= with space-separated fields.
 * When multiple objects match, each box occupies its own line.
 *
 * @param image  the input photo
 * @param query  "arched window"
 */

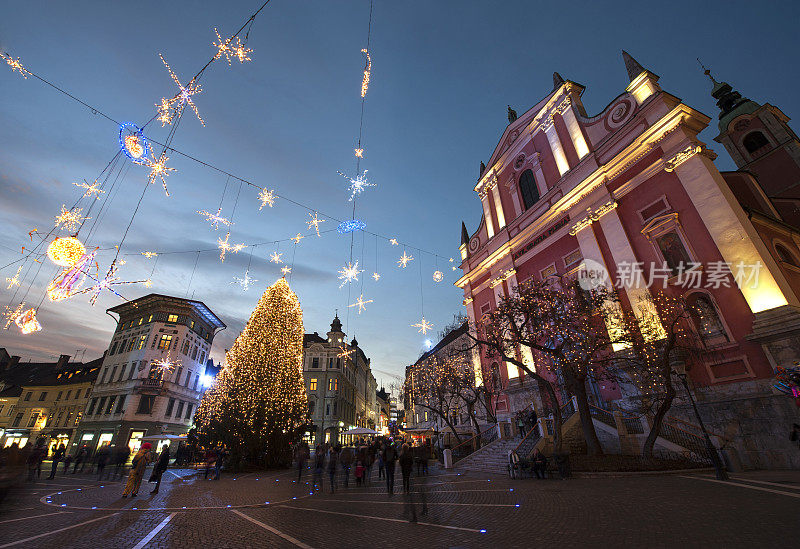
xmin=518 ymin=169 xmax=540 ymax=209
xmin=775 ymin=243 xmax=799 ymax=267
xmin=743 ymin=131 xmax=769 ymax=154
xmin=687 ymin=293 xmax=730 ymax=346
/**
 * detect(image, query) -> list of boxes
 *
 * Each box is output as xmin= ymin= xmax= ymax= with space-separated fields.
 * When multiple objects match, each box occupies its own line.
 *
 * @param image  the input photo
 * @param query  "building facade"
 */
xmin=455 ymin=53 xmax=800 ymax=468
xmin=76 ymin=294 xmax=225 ymax=454
xmin=0 ymin=351 xmax=101 ymax=453
xmin=302 ymin=314 xmax=377 ymax=445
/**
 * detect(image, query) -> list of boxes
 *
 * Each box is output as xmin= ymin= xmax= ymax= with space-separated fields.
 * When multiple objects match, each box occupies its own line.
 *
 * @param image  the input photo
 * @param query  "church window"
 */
xmin=687 ymin=293 xmax=730 ymax=347
xmin=775 ymin=243 xmax=799 ymax=267
xmin=743 ymin=131 xmax=769 ymax=155
xmin=518 ymin=169 xmax=540 ymax=209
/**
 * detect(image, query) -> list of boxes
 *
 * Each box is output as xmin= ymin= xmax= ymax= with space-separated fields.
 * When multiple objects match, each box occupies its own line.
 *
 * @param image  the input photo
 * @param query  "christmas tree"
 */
xmin=195 ymin=277 xmax=308 ymax=466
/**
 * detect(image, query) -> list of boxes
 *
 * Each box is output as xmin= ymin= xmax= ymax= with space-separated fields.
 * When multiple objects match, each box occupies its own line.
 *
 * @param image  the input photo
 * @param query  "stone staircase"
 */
xmin=454 ymin=437 xmax=521 ymax=475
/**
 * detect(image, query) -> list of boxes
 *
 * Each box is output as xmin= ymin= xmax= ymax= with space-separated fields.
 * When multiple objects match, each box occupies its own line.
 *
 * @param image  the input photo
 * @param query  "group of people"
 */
xmin=202 ymin=446 xmax=228 ymax=480
xmin=515 ymin=409 xmax=539 ymax=438
xmin=303 ymin=437 xmax=431 ymax=496
xmin=121 ymin=443 xmax=171 ymax=497
xmin=0 ymin=439 xmax=134 ymax=483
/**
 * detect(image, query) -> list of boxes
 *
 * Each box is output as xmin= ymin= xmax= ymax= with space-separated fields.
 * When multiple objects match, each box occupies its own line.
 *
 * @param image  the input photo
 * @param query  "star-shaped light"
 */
xmin=213 ymin=29 xmax=252 ymax=65
xmin=372 ymin=272 xmax=381 ymax=282
xmin=144 ymin=278 xmax=154 ymax=288
xmin=412 ymin=317 xmax=434 ymax=335
xmin=338 ymin=261 xmax=363 ymax=288
xmin=232 ymin=40 xmax=252 ymax=63
xmin=291 ymin=233 xmax=304 ymax=245
xmin=360 ymin=48 xmax=371 ymax=98
xmin=270 ymin=251 xmax=284 ymax=264
xmin=397 ymin=250 xmax=414 ymax=269
xmin=141 ymin=251 xmax=158 ymax=259
xmin=232 ymin=269 xmax=257 ymax=291
xmin=153 ymin=353 xmax=180 ymax=375
xmin=77 ymin=263 xmax=145 ymax=306
xmin=449 ymin=257 xmax=454 ymax=263
xmin=5 ymin=266 xmax=22 ymax=289
xmin=337 ymin=345 xmax=356 ymax=359
xmin=54 ymin=205 xmax=90 ymax=232
xmin=3 ymin=302 xmax=25 ymax=329
xmin=348 ymin=294 xmax=373 ymax=314
xmin=1 ymin=53 xmax=29 ymax=78
xmin=258 ymin=188 xmax=276 ymax=210
xmin=281 ymin=265 xmax=292 ymax=275
xmin=147 ymin=152 xmax=176 ymax=196
xmin=158 ymin=54 xmax=204 ymax=126
xmin=218 ymin=232 xmax=245 ymax=262
xmin=306 ymin=212 xmax=325 ymax=237
xmin=355 ymin=148 xmax=364 ymax=158
xmin=338 ymin=170 xmax=376 ymax=201
xmin=73 ymin=179 xmax=104 ymax=200
xmin=389 ymin=238 xmax=398 ymax=246
xmin=197 ymin=208 xmax=232 ymax=230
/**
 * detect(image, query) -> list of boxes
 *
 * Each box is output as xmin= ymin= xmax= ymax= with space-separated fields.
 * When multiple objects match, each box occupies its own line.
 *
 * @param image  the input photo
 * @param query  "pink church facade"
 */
xmin=455 ymin=53 xmax=800 ymax=468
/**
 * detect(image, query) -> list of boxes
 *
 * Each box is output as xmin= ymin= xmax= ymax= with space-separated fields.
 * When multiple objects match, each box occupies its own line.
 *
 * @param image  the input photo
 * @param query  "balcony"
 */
xmin=135 ymin=377 xmax=164 ymax=394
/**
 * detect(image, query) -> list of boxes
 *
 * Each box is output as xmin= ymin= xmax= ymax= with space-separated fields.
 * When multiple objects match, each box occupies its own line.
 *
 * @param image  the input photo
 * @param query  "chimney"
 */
xmin=56 ymin=354 xmax=71 ymax=369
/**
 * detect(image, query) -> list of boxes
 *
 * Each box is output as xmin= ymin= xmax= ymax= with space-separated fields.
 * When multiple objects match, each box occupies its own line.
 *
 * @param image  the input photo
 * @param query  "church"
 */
xmin=455 ymin=51 xmax=800 ymax=468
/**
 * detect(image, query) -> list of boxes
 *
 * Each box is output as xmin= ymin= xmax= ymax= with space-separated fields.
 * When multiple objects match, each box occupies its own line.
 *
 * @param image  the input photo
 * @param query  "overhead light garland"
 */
xmin=338 ymin=170 xmax=375 ymax=201
xmin=281 ymin=265 xmax=292 ymax=275
xmin=197 ymin=208 xmax=232 ymax=230
xmin=47 ymin=248 xmax=97 ymax=302
xmin=372 ymin=272 xmax=380 ymax=281
xmin=270 ymin=251 xmax=283 ymax=264
xmin=338 ymin=260 xmax=363 ymax=288
xmin=348 ymin=293 xmax=373 ymax=314
xmin=47 ymin=236 xmax=85 ymax=267
xmin=141 ymin=251 xmax=158 ymax=259
xmin=153 ymin=352 xmax=180 ymax=375
xmin=432 ymin=270 xmax=444 ymax=283
xmin=5 ymin=266 xmax=23 ymax=289
xmin=232 ymin=269 xmax=257 ymax=291
xmin=258 ymin=188 xmax=275 ymax=210
xmin=1 ymin=52 xmax=30 ymax=78
xmin=412 ymin=317 xmax=434 ymax=335
xmin=73 ymin=179 xmax=105 ymax=200
xmin=360 ymin=49 xmax=372 ymax=98
xmin=157 ymin=54 xmax=204 ymax=127
xmin=146 ymin=152 xmax=176 ymax=196
xmin=218 ymin=232 xmax=245 ymax=262
xmin=389 ymin=238 xmax=398 ymax=246
xmin=290 ymin=233 xmax=304 ymax=245
xmin=306 ymin=212 xmax=325 ymax=237
xmin=213 ymin=28 xmax=253 ymax=65
xmin=3 ymin=303 xmax=26 ymax=330
xmin=54 ymin=205 xmax=90 ymax=233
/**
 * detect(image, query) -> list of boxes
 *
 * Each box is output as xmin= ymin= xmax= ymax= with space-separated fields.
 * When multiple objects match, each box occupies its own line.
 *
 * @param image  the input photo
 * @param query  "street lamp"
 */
xmin=672 ymin=370 xmax=728 ymax=480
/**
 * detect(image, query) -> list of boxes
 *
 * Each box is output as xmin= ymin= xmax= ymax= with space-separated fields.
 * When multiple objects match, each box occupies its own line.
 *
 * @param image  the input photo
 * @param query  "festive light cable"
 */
xmin=5 ymin=266 xmax=22 ymax=289
xmin=54 ymin=205 xmax=90 ymax=233
xmin=354 ymin=148 xmax=364 ymax=158
xmin=73 ymin=179 xmax=105 ymax=200
xmin=153 ymin=352 xmax=180 ymax=375
xmin=306 ymin=212 xmax=325 ymax=237
xmin=197 ymin=208 xmax=232 ymax=230
xmin=338 ymin=261 xmax=363 ymax=288
xmin=1 ymin=52 xmax=30 ymax=78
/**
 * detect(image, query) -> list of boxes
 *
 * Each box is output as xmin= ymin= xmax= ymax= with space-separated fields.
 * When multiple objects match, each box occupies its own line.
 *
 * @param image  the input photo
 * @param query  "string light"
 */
xmin=1 ymin=52 xmax=30 ymax=78
xmin=157 ymin=54 xmax=204 ymax=126
xmin=141 ymin=251 xmax=158 ymax=259
xmin=197 ymin=208 xmax=232 ymax=230
xmin=291 ymin=233 xmax=304 ymax=245
xmin=338 ymin=170 xmax=375 ymax=201
xmin=281 ymin=265 xmax=292 ymax=275
xmin=433 ymin=270 xmax=444 ymax=282
xmin=15 ymin=308 xmax=42 ymax=335
xmin=397 ymin=250 xmax=414 ymax=268
xmin=119 ymin=123 xmax=152 ymax=164
xmin=54 ymin=205 xmax=89 ymax=233
xmin=213 ymin=28 xmax=253 ymax=65
xmin=412 ymin=317 xmax=434 ymax=335
xmin=5 ymin=266 xmax=22 ymax=289
xmin=218 ymin=232 xmax=245 ymax=262
xmin=47 ymin=248 xmax=97 ymax=302
xmin=360 ymin=49 xmax=371 ymax=98
xmin=306 ymin=212 xmax=325 ymax=237
xmin=73 ymin=179 xmax=105 ymax=200
xmin=354 ymin=148 xmax=364 ymax=158
xmin=338 ymin=261 xmax=363 ymax=288
xmin=372 ymin=272 xmax=380 ymax=281
xmin=348 ymin=294 xmax=373 ymax=314
xmin=144 ymin=278 xmax=154 ymax=288
xmin=147 ymin=152 xmax=176 ymax=196
xmin=232 ymin=269 xmax=257 ymax=291
xmin=258 ymin=188 xmax=276 ymax=210
xmin=270 ymin=251 xmax=283 ymax=264
xmin=3 ymin=303 xmax=25 ymax=330
xmin=389 ymin=239 xmax=398 ymax=246
xmin=337 ymin=219 xmax=366 ymax=234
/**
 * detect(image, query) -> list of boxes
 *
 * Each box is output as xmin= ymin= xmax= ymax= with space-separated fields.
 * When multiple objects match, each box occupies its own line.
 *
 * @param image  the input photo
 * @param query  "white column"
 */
xmin=506 ymin=181 xmax=522 ymax=218
xmin=481 ymin=193 xmax=495 ymax=239
xmin=561 ymin=106 xmax=589 ymax=160
xmin=490 ymin=184 xmax=506 ymax=230
xmin=543 ymin=120 xmax=569 ymax=176
xmin=463 ymin=298 xmax=483 ymax=386
xmin=529 ymin=153 xmax=549 ymax=199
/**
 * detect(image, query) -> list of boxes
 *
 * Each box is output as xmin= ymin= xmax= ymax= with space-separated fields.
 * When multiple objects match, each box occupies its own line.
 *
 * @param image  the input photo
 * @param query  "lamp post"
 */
xmin=673 ymin=371 xmax=728 ymax=480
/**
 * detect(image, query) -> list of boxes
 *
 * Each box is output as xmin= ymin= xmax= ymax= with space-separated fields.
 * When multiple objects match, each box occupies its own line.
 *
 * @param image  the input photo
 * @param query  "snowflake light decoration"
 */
xmin=372 ymin=272 xmax=380 ymax=281
xmin=412 ymin=317 xmax=434 ymax=335
xmin=147 ymin=152 xmax=176 ymax=196
xmin=73 ymin=179 xmax=104 ymax=200
xmin=197 ymin=208 xmax=232 ymax=230
xmin=54 ymin=205 xmax=90 ymax=232
xmin=144 ymin=278 xmax=154 ymax=288
xmin=258 ymin=188 xmax=275 ymax=210
xmin=231 ymin=269 xmax=257 ymax=291
xmin=15 ymin=308 xmax=42 ymax=335
xmin=306 ymin=212 xmax=325 ymax=237
xmin=213 ymin=28 xmax=252 ymax=65
xmin=338 ymin=261 xmax=363 ymax=288
xmin=270 ymin=251 xmax=283 ymax=264
xmin=355 ymin=148 xmax=364 ymax=158
xmin=397 ymin=250 xmax=414 ymax=269
xmin=360 ymin=49 xmax=372 ymax=98
xmin=5 ymin=266 xmax=22 ymax=289
xmin=153 ymin=353 xmax=180 ymax=375
xmin=348 ymin=294 xmax=373 ymax=314
xmin=218 ymin=232 xmax=245 ymax=262
xmin=338 ymin=170 xmax=375 ymax=201
xmin=337 ymin=345 xmax=356 ymax=359
xmin=141 ymin=251 xmax=158 ymax=259
xmin=3 ymin=303 xmax=25 ymax=330
xmin=291 ymin=233 xmax=304 ymax=245
xmin=433 ymin=270 xmax=444 ymax=282
xmin=281 ymin=265 xmax=292 ymax=275
xmin=157 ymin=54 xmax=204 ymax=126
xmin=1 ymin=52 xmax=30 ymax=78
xmin=389 ymin=238 xmax=398 ymax=246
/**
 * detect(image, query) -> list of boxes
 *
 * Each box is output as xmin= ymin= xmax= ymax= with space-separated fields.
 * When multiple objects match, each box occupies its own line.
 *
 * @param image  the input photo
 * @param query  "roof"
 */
xmin=107 ymin=293 xmax=226 ymax=329
xmin=0 ymin=355 xmax=102 ymax=389
xmin=304 ymin=332 xmax=327 ymax=346
xmin=414 ymin=322 xmax=469 ymax=366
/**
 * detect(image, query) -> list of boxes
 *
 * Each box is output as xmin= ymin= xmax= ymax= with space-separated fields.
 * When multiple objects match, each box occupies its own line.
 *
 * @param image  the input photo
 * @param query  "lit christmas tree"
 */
xmin=195 ymin=277 xmax=308 ymax=467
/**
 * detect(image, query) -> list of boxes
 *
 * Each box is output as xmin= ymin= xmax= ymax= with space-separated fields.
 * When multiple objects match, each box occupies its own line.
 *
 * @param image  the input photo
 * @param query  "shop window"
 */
xmin=136 ymin=395 xmax=156 ymax=415
xmin=775 ymin=243 xmax=799 ymax=267
xmin=518 ymin=169 xmax=540 ymax=209
xmin=743 ymin=131 xmax=769 ymax=154
xmin=687 ymin=293 xmax=730 ymax=347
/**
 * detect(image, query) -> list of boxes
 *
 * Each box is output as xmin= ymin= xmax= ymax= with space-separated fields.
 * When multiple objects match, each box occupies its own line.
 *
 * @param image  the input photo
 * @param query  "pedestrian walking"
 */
xmin=149 ymin=446 xmax=170 ymax=494
xmin=113 ymin=445 xmax=130 ymax=478
xmin=213 ymin=447 xmax=227 ymax=480
xmin=295 ymin=441 xmax=309 ymax=482
xmin=26 ymin=442 xmax=44 ymax=482
xmin=399 ymin=443 xmax=414 ymax=493
xmin=354 ymin=460 xmax=365 ymax=486
xmin=96 ymin=445 xmax=111 ymax=480
xmin=517 ymin=412 xmax=527 ymax=438
xmin=62 ymin=453 xmax=73 ymax=475
xmin=122 ymin=443 xmax=152 ymax=497
xmin=47 ymin=443 xmax=65 ymax=479
xmin=377 ymin=448 xmax=385 ymax=479
xmin=382 ymin=442 xmax=397 ymax=495
xmin=203 ymin=448 xmax=217 ymax=480
xmin=327 ymin=446 xmax=338 ymax=493
xmin=313 ymin=444 xmax=324 ymax=489
xmin=340 ymin=445 xmax=353 ymax=488
xmin=72 ymin=446 xmax=88 ymax=473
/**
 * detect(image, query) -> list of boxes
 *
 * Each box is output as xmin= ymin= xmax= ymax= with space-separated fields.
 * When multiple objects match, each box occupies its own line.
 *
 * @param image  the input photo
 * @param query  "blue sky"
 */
xmin=1 ymin=0 xmax=798 ymax=384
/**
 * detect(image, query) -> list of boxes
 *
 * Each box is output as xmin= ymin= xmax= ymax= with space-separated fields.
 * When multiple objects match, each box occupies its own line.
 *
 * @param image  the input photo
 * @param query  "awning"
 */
xmin=140 ymin=434 xmax=187 ymax=441
xmin=342 ymin=427 xmax=377 ymax=435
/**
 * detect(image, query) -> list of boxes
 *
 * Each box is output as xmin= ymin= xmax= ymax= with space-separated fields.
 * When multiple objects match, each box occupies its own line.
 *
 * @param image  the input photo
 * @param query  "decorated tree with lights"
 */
xmin=195 ymin=277 xmax=307 ymax=467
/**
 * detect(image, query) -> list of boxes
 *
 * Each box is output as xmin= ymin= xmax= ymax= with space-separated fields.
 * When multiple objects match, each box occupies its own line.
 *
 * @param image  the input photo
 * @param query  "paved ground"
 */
xmin=1 ymin=464 xmax=799 ymax=548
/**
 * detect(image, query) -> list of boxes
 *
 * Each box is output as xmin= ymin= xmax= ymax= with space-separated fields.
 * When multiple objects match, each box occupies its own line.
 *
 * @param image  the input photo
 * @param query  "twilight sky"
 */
xmin=1 ymin=0 xmax=798 ymax=385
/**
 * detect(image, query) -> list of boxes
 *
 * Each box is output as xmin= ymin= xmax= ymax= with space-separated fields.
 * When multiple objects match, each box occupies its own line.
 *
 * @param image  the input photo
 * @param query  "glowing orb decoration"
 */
xmin=15 ymin=308 xmax=42 ymax=335
xmin=47 ymin=237 xmax=86 ymax=267
xmin=337 ymin=219 xmax=366 ymax=234
xmin=433 ymin=270 xmax=444 ymax=283
xmin=119 ymin=123 xmax=151 ymax=164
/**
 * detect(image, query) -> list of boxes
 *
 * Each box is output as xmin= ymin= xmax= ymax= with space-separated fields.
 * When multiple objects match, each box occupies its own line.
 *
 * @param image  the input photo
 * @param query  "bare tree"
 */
xmin=404 ymin=355 xmax=465 ymax=444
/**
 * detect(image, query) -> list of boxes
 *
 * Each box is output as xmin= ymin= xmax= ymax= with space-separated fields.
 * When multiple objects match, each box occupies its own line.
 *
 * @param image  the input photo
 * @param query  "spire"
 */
xmin=479 ymin=161 xmax=486 ymax=177
xmin=507 ymin=105 xmax=518 ymax=123
xmin=699 ymin=60 xmax=760 ymax=131
xmin=553 ymin=72 xmax=565 ymax=89
xmin=350 ymin=336 xmax=358 ymax=347
xmin=621 ymin=50 xmax=645 ymax=81
xmin=330 ymin=313 xmax=342 ymax=333
xmin=461 ymin=221 xmax=469 ymax=246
